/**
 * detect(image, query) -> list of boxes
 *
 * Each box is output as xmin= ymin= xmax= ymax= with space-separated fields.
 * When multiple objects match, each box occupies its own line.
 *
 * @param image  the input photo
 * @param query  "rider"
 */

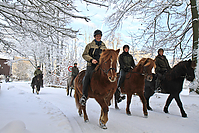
xmin=70 ymin=63 xmax=79 ymax=86
xmin=155 ymin=48 xmax=171 ymax=90
xmin=31 ymin=66 xmax=43 ymax=87
xmin=116 ymin=45 xmax=135 ymax=103
xmin=79 ymin=29 xmax=107 ymax=106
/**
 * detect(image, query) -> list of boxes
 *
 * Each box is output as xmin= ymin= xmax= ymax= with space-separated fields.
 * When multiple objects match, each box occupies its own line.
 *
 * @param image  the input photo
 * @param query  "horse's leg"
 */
xmin=174 ymin=94 xmax=187 ymax=117
xmin=66 ymin=85 xmax=69 ymax=96
xmin=146 ymin=97 xmax=152 ymax=110
xmin=36 ymin=85 xmax=40 ymax=95
xmin=144 ymin=90 xmax=154 ymax=111
xmin=138 ymin=92 xmax=148 ymax=117
xmin=126 ymin=94 xmax=132 ymax=115
xmin=164 ymin=94 xmax=174 ymax=113
xmin=95 ymin=98 xmax=109 ymax=129
xmin=114 ymin=92 xmax=119 ymax=109
xmin=70 ymin=87 xmax=72 ymax=97
xmin=74 ymin=88 xmax=88 ymax=121
xmin=82 ymin=105 xmax=89 ymax=122
xmin=32 ymin=85 xmax=34 ymax=93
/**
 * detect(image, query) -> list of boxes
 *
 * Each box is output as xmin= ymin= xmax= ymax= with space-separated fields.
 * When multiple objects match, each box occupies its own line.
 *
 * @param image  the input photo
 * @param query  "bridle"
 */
xmin=99 ymin=67 xmax=117 ymax=75
xmin=142 ymin=66 xmax=153 ymax=77
xmin=98 ymin=59 xmax=117 ymax=76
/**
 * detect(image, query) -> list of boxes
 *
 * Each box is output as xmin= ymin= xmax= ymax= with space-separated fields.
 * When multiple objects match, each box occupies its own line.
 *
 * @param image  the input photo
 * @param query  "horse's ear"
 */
xmin=143 ymin=58 xmax=149 ymax=66
xmin=116 ymin=49 xmax=120 ymax=54
xmin=191 ymin=60 xmax=196 ymax=68
xmin=102 ymin=49 xmax=106 ymax=52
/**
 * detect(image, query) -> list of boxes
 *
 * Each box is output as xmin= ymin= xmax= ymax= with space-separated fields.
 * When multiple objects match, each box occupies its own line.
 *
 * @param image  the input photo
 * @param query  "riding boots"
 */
xmin=115 ymin=87 xmax=126 ymax=103
xmin=116 ymin=69 xmax=126 ymax=103
xmin=79 ymin=65 xmax=95 ymax=106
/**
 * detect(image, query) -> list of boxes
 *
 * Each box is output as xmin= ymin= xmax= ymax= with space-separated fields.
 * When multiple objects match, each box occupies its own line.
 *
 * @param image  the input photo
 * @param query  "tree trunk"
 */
xmin=190 ymin=0 xmax=198 ymax=62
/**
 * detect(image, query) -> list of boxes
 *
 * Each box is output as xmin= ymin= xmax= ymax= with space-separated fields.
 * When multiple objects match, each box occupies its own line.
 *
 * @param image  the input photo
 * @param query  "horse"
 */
xmin=144 ymin=73 xmax=157 ymax=111
xmin=66 ymin=76 xmax=74 ymax=97
xmin=144 ymin=59 xmax=196 ymax=117
xmin=74 ymin=49 xmax=120 ymax=129
xmin=31 ymin=74 xmax=43 ymax=95
xmin=114 ymin=58 xmax=155 ymax=117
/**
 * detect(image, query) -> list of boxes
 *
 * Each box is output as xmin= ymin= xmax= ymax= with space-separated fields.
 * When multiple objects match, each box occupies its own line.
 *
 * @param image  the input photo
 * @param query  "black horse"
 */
xmin=31 ymin=74 xmax=43 ymax=95
xmin=144 ymin=59 xmax=196 ymax=117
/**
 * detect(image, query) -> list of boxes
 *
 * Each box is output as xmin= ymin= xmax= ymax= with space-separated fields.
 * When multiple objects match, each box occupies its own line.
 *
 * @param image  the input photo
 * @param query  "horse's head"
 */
xmin=96 ymin=49 xmax=120 ymax=82
xmin=185 ymin=59 xmax=196 ymax=82
xmin=138 ymin=58 xmax=155 ymax=81
xmin=36 ymin=74 xmax=43 ymax=82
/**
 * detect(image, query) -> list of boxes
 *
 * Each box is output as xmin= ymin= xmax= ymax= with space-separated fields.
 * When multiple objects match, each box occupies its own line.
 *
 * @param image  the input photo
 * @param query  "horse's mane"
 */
xmin=137 ymin=58 xmax=148 ymax=66
xmin=99 ymin=49 xmax=118 ymax=64
xmin=166 ymin=60 xmax=189 ymax=79
xmin=136 ymin=58 xmax=154 ymax=67
xmin=95 ymin=49 xmax=118 ymax=71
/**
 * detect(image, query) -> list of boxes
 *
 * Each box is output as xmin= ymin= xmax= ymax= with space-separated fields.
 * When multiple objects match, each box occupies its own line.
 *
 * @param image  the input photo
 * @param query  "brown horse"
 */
xmin=115 ymin=58 xmax=155 ymax=117
xmin=74 ymin=49 xmax=120 ymax=129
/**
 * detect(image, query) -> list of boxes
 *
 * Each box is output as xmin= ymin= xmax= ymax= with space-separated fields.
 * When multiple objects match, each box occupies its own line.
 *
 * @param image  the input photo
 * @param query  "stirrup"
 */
xmin=116 ymin=94 xmax=126 ymax=103
xmin=117 ymin=87 xmax=121 ymax=92
xmin=155 ymin=87 xmax=161 ymax=93
xmin=79 ymin=95 xmax=87 ymax=106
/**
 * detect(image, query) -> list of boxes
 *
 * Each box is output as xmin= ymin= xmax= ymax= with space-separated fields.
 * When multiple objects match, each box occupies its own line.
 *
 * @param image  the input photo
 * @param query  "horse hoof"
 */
xmin=147 ymin=107 xmax=153 ymax=111
xmin=182 ymin=114 xmax=187 ymax=118
xmin=144 ymin=113 xmax=148 ymax=118
xmin=84 ymin=119 xmax=89 ymax=123
xmin=163 ymin=107 xmax=168 ymax=113
xmin=100 ymin=124 xmax=107 ymax=129
xmin=126 ymin=112 xmax=131 ymax=116
xmin=115 ymin=106 xmax=119 ymax=110
xmin=99 ymin=120 xmax=107 ymax=129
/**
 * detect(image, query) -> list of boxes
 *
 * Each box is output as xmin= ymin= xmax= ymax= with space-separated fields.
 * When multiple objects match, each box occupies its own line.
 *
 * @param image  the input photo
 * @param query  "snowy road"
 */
xmin=0 ymin=82 xmax=199 ymax=133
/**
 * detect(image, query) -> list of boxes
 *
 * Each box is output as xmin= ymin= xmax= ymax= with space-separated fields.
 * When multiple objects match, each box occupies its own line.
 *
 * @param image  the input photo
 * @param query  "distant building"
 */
xmin=0 ymin=58 xmax=10 ymax=76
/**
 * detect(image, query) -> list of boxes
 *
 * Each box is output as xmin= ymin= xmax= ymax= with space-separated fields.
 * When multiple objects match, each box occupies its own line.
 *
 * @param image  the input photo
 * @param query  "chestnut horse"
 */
xmin=74 ymin=49 xmax=120 ymax=129
xmin=115 ymin=58 xmax=155 ymax=117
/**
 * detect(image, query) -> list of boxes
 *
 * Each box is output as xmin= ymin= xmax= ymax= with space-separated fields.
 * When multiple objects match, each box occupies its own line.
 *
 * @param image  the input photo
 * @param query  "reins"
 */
xmin=99 ymin=67 xmax=117 ymax=75
xmin=125 ymin=67 xmax=151 ymax=79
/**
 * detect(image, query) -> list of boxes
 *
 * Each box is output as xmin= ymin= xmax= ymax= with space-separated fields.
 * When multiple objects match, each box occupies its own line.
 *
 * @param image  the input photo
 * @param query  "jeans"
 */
xmin=82 ymin=65 xmax=96 ymax=98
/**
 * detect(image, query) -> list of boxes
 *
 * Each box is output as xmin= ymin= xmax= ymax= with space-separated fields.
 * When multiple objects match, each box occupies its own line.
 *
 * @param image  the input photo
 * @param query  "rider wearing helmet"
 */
xmin=70 ymin=63 xmax=79 ymax=86
xmin=116 ymin=45 xmax=135 ymax=103
xmin=155 ymin=48 xmax=171 ymax=89
xmin=79 ymin=29 xmax=107 ymax=106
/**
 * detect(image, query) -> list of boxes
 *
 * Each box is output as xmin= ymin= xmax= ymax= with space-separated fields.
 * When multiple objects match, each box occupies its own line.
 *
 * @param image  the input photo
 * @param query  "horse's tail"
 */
xmin=74 ymin=86 xmax=80 ymax=109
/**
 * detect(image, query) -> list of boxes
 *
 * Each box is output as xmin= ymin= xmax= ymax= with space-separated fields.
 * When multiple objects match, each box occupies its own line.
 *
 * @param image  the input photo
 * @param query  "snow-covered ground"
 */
xmin=0 ymin=82 xmax=199 ymax=133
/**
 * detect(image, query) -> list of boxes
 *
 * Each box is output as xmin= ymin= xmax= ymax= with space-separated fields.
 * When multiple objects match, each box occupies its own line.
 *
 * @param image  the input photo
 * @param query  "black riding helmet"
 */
xmin=158 ymin=48 xmax=164 ymax=54
xmin=123 ymin=45 xmax=130 ymax=51
xmin=74 ymin=63 xmax=77 ymax=65
xmin=37 ymin=66 xmax=40 ymax=69
xmin=94 ymin=30 xmax=102 ymax=37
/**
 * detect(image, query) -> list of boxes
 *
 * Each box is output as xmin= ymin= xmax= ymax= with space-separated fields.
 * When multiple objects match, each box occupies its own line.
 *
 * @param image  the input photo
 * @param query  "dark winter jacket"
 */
xmin=82 ymin=39 xmax=107 ymax=66
xmin=119 ymin=52 xmax=135 ymax=72
xmin=71 ymin=66 xmax=79 ymax=76
xmin=34 ymin=69 xmax=42 ymax=76
xmin=155 ymin=54 xmax=171 ymax=74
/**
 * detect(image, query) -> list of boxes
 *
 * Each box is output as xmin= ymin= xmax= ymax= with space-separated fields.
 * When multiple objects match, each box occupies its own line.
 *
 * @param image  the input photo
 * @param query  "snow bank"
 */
xmin=0 ymin=120 xmax=31 ymax=133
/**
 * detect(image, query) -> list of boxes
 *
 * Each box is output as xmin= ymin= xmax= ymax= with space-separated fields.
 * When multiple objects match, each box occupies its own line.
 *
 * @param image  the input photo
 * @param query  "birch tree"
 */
xmin=104 ymin=0 xmax=198 ymax=61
